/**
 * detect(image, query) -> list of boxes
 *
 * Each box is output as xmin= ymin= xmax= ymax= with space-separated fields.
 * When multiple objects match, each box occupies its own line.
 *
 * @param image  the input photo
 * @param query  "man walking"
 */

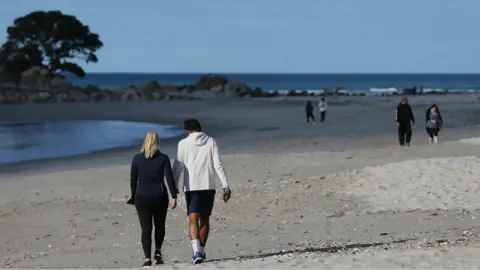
xmin=396 ymin=97 xmax=415 ymax=147
xmin=318 ymin=97 xmax=328 ymax=122
xmin=173 ymin=119 xmax=232 ymax=265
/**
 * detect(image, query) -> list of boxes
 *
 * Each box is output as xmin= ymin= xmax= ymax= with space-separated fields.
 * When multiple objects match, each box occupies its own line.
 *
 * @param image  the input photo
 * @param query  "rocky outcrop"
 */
xmin=20 ymin=66 xmax=75 ymax=90
xmin=194 ymin=74 xmax=228 ymax=90
xmin=0 ymin=73 xmax=463 ymax=104
xmin=402 ymin=87 xmax=417 ymax=95
xmin=223 ymin=81 xmax=253 ymax=97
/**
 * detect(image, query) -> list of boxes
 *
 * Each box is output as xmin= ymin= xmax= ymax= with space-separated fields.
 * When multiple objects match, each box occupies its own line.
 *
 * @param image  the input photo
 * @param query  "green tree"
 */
xmin=0 ymin=41 xmax=43 ymax=89
xmin=2 ymin=10 xmax=103 ymax=79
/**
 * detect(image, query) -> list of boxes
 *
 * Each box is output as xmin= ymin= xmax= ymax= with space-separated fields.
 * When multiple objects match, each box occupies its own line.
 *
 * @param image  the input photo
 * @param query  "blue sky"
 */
xmin=0 ymin=0 xmax=478 ymax=73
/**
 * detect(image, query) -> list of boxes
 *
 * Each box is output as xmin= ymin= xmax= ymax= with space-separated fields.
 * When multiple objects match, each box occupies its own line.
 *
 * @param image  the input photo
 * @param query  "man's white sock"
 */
xmin=191 ymin=239 xmax=200 ymax=253
xmin=199 ymin=245 xmax=205 ymax=254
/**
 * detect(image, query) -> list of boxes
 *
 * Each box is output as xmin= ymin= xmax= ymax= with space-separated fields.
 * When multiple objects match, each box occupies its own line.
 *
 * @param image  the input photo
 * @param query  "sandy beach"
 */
xmin=1 ymin=94 xmax=480 ymax=269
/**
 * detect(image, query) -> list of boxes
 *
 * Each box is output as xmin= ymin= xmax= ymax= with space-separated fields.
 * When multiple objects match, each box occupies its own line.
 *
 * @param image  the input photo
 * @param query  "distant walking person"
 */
xmin=425 ymin=104 xmax=443 ymax=144
xmin=318 ymin=97 xmax=328 ymax=122
xmin=396 ymin=97 xmax=415 ymax=147
xmin=173 ymin=119 xmax=231 ymax=265
xmin=127 ymin=131 xmax=178 ymax=268
xmin=305 ymin=101 xmax=315 ymax=123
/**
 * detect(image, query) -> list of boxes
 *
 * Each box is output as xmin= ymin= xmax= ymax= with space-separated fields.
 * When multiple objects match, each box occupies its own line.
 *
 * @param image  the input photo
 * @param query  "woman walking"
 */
xmin=127 ymin=131 xmax=178 ymax=268
xmin=425 ymin=104 xmax=443 ymax=144
xmin=305 ymin=101 xmax=315 ymax=123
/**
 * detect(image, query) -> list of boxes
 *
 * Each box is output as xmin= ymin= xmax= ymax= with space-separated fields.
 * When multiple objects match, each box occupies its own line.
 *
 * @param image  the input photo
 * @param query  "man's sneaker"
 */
xmin=192 ymin=251 xmax=204 ymax=265
xmin=201 ymin=252 xmax=206 ymax=260
xmin=141 ymin=260 xmax=152 ymax=268
xmin=154 ymin=249 xmax=164 ymax=265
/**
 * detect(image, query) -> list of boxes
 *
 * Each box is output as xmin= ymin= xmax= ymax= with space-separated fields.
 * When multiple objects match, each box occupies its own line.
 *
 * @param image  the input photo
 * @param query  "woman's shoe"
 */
xmin=154 ymin=249 xmax=164 ymax=265
xmin=141 ymin=260 xmax=152 ymax=268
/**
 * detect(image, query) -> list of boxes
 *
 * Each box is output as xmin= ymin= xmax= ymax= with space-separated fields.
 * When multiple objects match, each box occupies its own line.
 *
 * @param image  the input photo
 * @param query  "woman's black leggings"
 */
xmin=134 ymin=195 xmax=168 ymax=259
xmin=306 ymin=112 xmax=315 ymax=122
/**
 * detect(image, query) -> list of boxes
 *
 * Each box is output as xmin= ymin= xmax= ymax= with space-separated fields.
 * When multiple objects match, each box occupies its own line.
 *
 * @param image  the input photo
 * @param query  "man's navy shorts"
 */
xmin=185 ymin=190 xmax=216 ymax=216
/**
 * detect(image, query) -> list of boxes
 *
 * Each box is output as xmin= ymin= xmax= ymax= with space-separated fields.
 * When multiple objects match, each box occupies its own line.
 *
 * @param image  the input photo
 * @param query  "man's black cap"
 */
xmin=184 ymin=119 xmax=202 ymax=131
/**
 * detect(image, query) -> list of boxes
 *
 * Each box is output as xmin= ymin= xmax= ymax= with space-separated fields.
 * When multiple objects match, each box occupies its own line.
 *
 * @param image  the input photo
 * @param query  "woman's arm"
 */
xmin=130 ymin=157 xmax=138 ymax=198
xmin=164 ymin=157 xmax=178 ymax=199
xmin=409 ymin=105 xmax=415 ymax=124
xmin=172 ymin=141 xmax=184 ymax=190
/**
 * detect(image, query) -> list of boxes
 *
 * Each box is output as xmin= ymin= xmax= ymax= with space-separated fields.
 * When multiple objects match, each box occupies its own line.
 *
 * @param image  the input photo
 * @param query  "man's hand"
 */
xmin=395 ymin=122 xmax=400 ymax=127
xmin=223 ymin=188 xmax=232 ymax=203
xmin=171 ymin=198 xmax=177 ymax=209
xmin=126 ymin=197 xmax=135 ymax=205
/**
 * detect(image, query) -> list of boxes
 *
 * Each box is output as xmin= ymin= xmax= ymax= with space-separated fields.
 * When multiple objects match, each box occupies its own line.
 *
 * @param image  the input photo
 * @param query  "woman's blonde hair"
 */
xmin=141 ymin=131 xmax=159 ymax=159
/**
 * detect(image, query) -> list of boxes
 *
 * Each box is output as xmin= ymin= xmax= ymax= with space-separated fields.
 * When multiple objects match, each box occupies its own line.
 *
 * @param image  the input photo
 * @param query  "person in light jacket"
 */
xmin=318 ymin=97 xmax=327 ymax=122
xmin=173 ymin=119 xmax=231 ymax=265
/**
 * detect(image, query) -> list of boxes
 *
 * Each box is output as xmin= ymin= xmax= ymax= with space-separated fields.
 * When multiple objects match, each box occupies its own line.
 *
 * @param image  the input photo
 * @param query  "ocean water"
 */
xmin=65 ymin=73 xmax=480 ymax=94
xmin=0 ymin=121 xmax=184 ymax=164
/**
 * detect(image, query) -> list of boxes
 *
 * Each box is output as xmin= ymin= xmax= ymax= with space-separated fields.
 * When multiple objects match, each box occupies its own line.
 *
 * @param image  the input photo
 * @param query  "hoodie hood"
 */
xmin=187 ymin=132 xmax=209 ymax=146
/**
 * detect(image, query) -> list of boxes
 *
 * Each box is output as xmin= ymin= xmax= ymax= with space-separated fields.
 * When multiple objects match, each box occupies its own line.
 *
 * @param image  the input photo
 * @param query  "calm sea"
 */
xmin=0 ymin=121 xmax=183 ymax=164
xmin=65 ymin=73 xmax=480 ymax=94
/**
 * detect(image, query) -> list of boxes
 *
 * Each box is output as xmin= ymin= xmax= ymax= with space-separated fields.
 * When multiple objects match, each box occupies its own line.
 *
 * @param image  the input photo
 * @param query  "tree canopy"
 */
xmin=0 ymin=10 xmax=103 ymax=82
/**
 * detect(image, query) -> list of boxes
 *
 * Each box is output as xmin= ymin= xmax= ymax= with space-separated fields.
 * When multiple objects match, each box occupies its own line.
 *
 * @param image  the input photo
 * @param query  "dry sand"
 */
xmin=0 ymin=94 xmax=480 ymax=268
xmin=457 ymin=137 xmax=480 ymax=145
xmin=342 ymin=156 xmax=480 ymax=212
xmin=170 ymin=246 xmax=480 ymax=269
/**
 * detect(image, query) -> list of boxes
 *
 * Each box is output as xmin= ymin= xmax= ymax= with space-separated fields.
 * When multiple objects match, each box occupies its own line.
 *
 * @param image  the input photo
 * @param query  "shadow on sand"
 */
xmin=206 ymin=238 xmax=416 ymax=263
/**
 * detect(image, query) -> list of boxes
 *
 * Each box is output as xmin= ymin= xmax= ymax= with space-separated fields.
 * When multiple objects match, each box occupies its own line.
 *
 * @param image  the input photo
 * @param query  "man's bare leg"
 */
xmin=199 ymin=216 xmax=210 ymax=257
xmin=188 ymin=213 xmax=201 ymax=254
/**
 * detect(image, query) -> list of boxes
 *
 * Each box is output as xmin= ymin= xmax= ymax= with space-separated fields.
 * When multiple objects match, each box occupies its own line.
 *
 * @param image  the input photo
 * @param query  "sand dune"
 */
xmin=457 ymin=137 xmax=480 ymax=145
xmin=343 ymin=156 xmax=480 ymax=212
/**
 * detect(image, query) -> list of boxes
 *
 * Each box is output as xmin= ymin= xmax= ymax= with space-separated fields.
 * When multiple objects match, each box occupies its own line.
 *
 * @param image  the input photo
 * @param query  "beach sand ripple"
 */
xmin=345 ymin=156 xmax=480 ymax=212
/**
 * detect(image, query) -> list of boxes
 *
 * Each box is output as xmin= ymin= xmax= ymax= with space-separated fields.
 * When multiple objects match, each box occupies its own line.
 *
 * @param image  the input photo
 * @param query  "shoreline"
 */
xmin=0 ymin=94 xmax=479 ymax=175
xmin=0 ymin=136 xmax=182 ymax=179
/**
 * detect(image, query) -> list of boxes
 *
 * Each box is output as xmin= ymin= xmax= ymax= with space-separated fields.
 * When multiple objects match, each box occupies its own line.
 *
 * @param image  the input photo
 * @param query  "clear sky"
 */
xmin=0 ymin=0 xmax=478 ymax=73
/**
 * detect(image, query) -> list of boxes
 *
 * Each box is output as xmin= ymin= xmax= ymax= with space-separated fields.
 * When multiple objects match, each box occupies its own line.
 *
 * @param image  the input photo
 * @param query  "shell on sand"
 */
xmin=344 ymin=156 xmax=480 ymax=212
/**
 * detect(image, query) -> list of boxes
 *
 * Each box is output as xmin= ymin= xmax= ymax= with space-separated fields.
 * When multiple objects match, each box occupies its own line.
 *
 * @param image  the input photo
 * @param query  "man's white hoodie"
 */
xmin=173 ymin=132 xmax=229 ymax=192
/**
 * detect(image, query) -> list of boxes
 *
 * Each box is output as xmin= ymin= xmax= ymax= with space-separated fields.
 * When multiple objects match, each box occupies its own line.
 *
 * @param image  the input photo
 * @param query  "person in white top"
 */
xmin=318 ymin=97 xmax=328 ymax=122
xmin=173 ymin=119 xmax=231 ymax=265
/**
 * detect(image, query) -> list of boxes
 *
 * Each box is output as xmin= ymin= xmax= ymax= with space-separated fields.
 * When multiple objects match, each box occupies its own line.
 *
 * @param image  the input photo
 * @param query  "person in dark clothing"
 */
xmin=127 ymin=131 xmax=178 ymax=268
xmin=305 ymin=101 xmax=315 ymax=123
xmin=425 ymin=104 xmax=443 ymax=144
xmin=395 ymin=97 xmax=415 ymax=147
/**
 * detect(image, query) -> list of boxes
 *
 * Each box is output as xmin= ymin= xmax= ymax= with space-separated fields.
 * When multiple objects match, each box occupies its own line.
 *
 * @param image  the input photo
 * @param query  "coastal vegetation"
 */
xmin=0 ymin=10 xmax=103 ymax=89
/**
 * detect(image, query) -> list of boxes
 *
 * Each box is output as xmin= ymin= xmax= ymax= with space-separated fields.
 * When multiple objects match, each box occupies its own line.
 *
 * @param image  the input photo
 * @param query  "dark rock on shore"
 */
xmin=403 ymin=87 xmax=447 ymax=95
xmin=0 ymin=69 xmax=470 ymax=104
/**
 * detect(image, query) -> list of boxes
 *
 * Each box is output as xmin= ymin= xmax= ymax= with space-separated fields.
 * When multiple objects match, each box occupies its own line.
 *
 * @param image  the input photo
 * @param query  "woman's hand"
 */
xmin=126 ymin=197 xmax=135 ymax=205
xmin=171 ymin=198 xmax=177 ymax=209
